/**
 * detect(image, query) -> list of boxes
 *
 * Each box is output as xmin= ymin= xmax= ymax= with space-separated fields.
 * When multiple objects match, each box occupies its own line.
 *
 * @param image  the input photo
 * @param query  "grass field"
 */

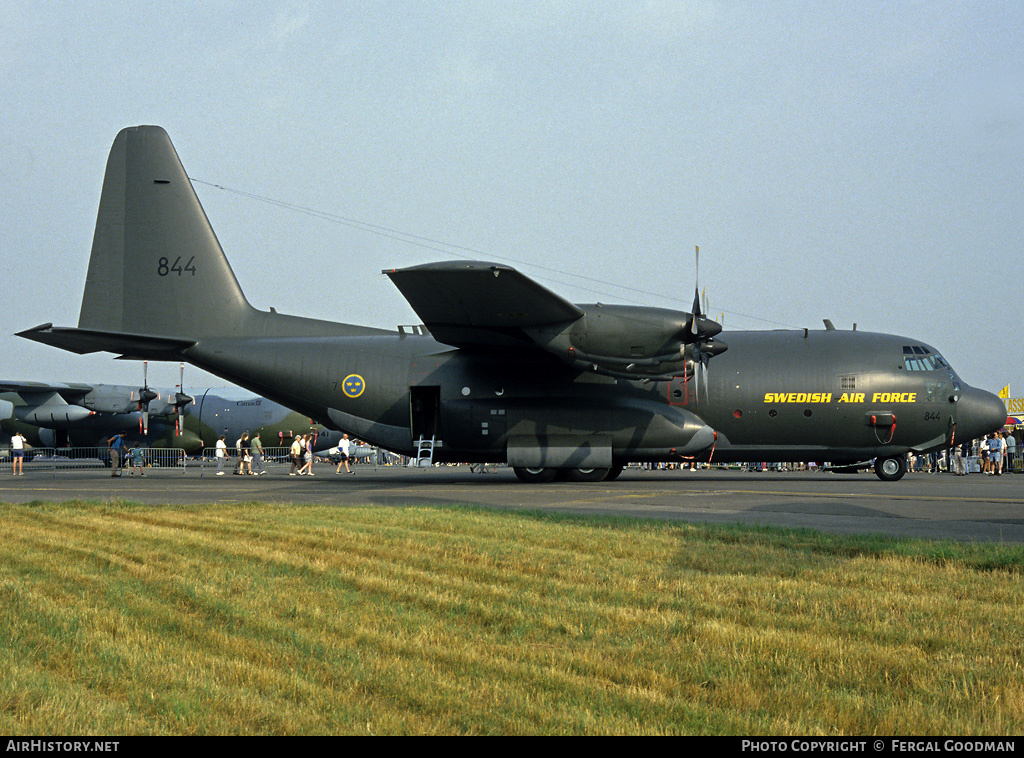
xmin=0 ymin=499 xmax=1022 ymax=735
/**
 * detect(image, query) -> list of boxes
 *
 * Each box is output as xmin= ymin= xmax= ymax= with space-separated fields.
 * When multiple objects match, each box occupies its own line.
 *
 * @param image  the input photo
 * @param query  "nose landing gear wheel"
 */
xmin=874 ymin=456 xmax=907 ymax=482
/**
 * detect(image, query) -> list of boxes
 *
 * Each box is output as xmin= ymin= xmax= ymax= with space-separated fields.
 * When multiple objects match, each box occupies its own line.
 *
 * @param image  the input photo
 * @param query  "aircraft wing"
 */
xmin=0 ymin=380 xmax=96 ymax=399
xmin=384 ymin=261 xmax=584 ymax=349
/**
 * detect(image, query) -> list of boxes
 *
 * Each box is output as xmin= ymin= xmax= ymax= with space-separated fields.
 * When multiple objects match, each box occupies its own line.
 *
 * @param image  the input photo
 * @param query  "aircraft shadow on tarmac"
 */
xmin=366 ymin=495 xmax=493 ymax=509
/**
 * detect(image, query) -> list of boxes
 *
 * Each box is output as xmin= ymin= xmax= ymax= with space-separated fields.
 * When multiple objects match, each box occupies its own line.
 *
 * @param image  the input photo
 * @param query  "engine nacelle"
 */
xmin=10 ymin=391 xmax=93 ymax=428
xmin=81 ymin=385 xmax=150 ymax=414
xmin=525 ymin=304 xmax=725 ymax=380
xmin=15 ymin=404 xmax=93 ymax=427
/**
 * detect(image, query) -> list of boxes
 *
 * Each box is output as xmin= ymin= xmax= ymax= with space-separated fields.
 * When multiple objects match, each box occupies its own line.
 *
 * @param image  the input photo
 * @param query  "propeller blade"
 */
xmin=690 ymin=246 xmax=702 ymax=334
xmin=138 ymin=360 xmax=153 ymax=435
xmin=702 ymin=352 xmax=711 ymax=402
xmin=178 ymin=362 xmax=184 ymax=436
xmin=174 ymin=362 xmax=192 ymax=436
xmin=692 ymin=343 xmax=701 ymax=403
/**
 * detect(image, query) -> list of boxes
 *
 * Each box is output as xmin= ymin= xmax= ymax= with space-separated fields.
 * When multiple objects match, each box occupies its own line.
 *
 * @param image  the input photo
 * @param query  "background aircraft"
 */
xmin=18 ymin=126 xmax=1007 ymax=482
xmin=0 ymin=379 xmax=342 ymax=453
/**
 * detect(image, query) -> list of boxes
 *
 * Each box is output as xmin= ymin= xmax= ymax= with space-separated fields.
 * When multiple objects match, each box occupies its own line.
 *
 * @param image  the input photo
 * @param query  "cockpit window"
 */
xmin=902 ymin=345 xmax=950 ymax=372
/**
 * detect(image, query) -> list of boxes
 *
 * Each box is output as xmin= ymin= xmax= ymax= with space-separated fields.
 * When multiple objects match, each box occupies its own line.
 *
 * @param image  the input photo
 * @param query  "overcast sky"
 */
xmin=2 ymin=1 xmax=1022 ymax=398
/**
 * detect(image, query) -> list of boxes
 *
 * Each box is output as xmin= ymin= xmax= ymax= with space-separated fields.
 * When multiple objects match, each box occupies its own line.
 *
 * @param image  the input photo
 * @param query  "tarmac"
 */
xmin=2 ymin=461 xmax=1023 ymax=543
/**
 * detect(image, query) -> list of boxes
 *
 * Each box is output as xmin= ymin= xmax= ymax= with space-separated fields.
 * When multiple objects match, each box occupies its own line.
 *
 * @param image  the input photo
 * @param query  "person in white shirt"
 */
xmin=215 ymin=435 xmax=228 ymax=475
xmin=289 ymin=435 xmax=302 ymax=475
xmin=987 ymin=434 xmax=1003 ymax=476
xmin=11 ymin=432 xmax=26 ymax=476
xmin=335 ymin=434 xmax=354 ymax=475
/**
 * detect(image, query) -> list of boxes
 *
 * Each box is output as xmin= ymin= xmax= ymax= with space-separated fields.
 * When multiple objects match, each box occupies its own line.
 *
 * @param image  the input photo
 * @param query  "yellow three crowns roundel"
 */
xmin=342 ymin=374 xmax=366 ymax=398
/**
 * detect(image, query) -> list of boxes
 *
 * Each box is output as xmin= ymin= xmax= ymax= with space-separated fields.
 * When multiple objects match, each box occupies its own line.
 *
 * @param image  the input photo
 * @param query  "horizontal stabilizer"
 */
xmin=385 ymin=261 xmax=584 ymax=349
xmin=16 ymin=323 xmax=195 ymax=360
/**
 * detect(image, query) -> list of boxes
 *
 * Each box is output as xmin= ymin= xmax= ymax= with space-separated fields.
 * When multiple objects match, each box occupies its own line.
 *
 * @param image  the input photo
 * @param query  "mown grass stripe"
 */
xmin=0 ymin=500 xmax=1022 ymax=734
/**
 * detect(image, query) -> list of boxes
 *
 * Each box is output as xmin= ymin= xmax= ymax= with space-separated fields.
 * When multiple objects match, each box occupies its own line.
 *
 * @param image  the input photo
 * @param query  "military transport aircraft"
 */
xmin=17 ymin=126 xmax=1006 ymax=482
xmin=0 ymin=379 xmax=342 ymax=454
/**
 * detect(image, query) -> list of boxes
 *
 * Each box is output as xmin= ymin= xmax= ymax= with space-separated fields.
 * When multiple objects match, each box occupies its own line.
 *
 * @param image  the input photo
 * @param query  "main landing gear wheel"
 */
xmin=512 ymin=466 xmax=559 ymax=483
xmin=874 ymin=456 xmax=907 ymax=482
xmin=564 ymin=466 xmax=611 ymax=482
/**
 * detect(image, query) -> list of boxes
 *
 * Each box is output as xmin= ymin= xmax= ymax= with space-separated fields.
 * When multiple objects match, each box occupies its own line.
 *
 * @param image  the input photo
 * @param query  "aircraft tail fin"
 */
xmin=78 ymin=126 xmax=254 ymax=339
xmin=21 ymin=126 xmax=387 ymax=361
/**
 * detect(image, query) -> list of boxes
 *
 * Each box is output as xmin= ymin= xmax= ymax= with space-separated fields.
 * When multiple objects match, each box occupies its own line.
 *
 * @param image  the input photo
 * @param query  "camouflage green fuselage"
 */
xmin=183 ymin=327 xmax=1001 ymax=465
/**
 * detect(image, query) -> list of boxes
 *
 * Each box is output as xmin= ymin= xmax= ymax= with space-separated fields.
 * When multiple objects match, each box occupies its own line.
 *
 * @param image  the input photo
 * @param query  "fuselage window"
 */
xmin=924 ymin=380 xmax=946 ymax=402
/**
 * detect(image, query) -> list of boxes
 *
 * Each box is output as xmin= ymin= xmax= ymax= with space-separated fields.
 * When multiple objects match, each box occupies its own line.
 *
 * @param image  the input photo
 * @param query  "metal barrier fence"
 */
xmin=198 ymin=446 xmax=407 ymax=475
xmin=0 ymin=444 xmax=436 ymax=478
xmin=1 ymin=447 xmax=188 ymax=476
xmin=201 ymin=445 xmax=286 ymax=476
xmin=4 ymin=444 xmax=1020 ymax=477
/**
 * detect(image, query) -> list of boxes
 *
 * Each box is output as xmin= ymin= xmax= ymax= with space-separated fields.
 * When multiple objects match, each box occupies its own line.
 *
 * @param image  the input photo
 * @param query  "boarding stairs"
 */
xmin=412 ymin=435 xmax=437 ymax=467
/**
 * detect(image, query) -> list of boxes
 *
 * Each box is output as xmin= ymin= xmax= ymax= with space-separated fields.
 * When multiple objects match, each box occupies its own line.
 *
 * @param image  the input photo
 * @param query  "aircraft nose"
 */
xmin=957 ymin=386 xmax=1006 ymax=441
